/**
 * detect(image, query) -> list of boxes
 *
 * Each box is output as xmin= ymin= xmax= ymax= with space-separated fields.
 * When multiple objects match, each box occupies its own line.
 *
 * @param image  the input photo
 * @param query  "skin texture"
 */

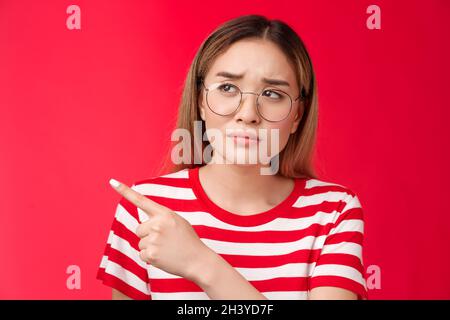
xmin=111 ymin=39 xmax=358 ymax=300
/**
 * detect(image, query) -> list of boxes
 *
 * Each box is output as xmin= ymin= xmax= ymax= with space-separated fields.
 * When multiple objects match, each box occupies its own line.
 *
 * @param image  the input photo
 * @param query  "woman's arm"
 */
xmin=112 ymin=288 xmax=133 ymax=300
xmin=191 ymin=248 xmax=359 ymax=300
xmin=190 ymin=247 xmax=268 ymax=300
xmin=308 ymin=287 xmax=358 ymax=300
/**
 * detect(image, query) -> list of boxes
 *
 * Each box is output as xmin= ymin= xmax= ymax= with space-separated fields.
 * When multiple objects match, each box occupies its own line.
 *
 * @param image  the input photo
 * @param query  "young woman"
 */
xmin=97 ymin=14 xmax=368 ymax=300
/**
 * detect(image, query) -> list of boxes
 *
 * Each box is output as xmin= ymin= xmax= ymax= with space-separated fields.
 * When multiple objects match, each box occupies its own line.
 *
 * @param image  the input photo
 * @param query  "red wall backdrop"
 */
xmin=0 ymin=0 xmax=449 ymax=299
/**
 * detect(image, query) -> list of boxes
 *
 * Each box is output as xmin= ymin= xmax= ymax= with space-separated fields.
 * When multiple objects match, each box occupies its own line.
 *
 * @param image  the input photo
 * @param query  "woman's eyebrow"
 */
xmin=215 ymin=71 xmax=291 ymax=87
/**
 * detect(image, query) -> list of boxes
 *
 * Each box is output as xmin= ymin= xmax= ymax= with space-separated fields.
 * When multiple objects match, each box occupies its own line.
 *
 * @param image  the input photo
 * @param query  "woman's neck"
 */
xmin=198 ymin=163 xmax=294 ymax=214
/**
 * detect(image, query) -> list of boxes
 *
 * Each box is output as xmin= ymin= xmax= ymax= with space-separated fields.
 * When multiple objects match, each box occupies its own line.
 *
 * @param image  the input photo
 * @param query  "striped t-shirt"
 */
xmin=97 ymin=166 xmax=368 ymax=300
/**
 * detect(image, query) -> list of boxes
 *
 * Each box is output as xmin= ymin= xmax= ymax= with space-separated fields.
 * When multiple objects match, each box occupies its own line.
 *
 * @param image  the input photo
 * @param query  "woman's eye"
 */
xmin=219 ymin=83 xmax=237 ymax=93
xmin=263 ymin=90 xmax=282 ymax=99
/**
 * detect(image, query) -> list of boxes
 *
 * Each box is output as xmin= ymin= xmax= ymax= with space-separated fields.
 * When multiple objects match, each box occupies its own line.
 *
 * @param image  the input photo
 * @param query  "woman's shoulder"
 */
xmin=130 ymin=168 xmax=192 ymax=197
xmin=298 ymin=176 xmax=362 ymax=210
xmin=134 ymin=168 xmax=190 ymax=184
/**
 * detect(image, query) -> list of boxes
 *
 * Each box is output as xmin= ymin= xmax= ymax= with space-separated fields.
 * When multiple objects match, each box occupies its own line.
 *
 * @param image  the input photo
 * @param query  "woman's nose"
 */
xmin=234 ymin=93 xmax=261 ymax=124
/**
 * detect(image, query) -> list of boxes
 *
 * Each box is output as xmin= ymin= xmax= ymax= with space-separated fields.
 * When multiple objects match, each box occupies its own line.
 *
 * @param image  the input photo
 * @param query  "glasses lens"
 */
xmin=206 ymin=83 xmax=241 ymax=116
xmin=206 ymin=83 xmax=293 ymax=121
xmin=257 ymin=89 xmax=292 ymax=122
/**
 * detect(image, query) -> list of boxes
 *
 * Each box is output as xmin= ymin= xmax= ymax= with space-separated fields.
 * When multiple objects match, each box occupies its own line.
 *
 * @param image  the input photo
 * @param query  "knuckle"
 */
xmin=136 ymin=223 xmax=148 ymax=237
xmin=139 ymin=249 xmax=147 ymax=262
xmin=138 ymin=238 xmax=146 ymax=250
xmin=136 ymin=224 xmax=143 ymax=237
xmin=151 ymin=224 xmax=162 ymax=233
xmin=146 ymin=248 xmax=158 ymax=262
xmin=146 ymin=232 xmax=158 ymax=244
xmin=150 ymin=232 xmax=160 ymax=244
xmin=162 ymin=212 xmax=176 ymax=226
xmin=134 ymin=193 xmax=146 ymax=207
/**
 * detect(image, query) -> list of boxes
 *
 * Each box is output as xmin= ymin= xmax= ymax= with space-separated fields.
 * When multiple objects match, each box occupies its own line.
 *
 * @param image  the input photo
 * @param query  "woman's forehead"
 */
xmin=206 ymin=39 xmax=297 ymax=87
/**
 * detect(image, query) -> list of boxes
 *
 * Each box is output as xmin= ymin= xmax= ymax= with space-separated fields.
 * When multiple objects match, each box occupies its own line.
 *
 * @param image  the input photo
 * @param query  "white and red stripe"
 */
xmin=97 ymin=166 xmax=368 ymax=300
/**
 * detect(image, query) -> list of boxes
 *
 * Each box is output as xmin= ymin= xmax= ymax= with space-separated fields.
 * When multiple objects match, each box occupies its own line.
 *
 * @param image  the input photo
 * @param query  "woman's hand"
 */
xmin=108 ymin=178 xmax=213 ymax=283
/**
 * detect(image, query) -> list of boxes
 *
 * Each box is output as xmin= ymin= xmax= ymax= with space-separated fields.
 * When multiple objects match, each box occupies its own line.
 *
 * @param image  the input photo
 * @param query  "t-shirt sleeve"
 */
xmin=96 ymin=186 xmax=152 ymax=300
xmin=309 ymin=192 xmax=368 ymax=300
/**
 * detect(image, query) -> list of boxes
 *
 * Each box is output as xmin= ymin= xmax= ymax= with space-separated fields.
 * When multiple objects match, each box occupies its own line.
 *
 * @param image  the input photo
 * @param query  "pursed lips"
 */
xmin=226 ymin=131 xmax=261 ymax=142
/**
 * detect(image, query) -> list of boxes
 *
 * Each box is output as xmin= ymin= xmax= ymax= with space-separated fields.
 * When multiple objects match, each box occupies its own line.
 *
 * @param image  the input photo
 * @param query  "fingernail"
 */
xmin=109 ymin=178 xmax=121 ymax=188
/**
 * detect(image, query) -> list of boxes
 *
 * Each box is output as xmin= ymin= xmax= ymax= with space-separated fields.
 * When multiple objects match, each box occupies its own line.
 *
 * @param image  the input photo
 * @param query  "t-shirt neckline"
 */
xmin=188 ymin=166 xmax=307 ymax=226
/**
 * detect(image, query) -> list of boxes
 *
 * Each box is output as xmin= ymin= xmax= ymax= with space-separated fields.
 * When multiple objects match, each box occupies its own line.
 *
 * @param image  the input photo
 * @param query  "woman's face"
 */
xmin=198 ymin=38 xmax=303 ymax=168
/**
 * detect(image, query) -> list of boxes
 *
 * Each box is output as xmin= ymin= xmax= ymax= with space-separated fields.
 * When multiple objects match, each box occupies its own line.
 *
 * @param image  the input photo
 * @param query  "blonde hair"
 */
xmin=159 ymin=14 xmax=319 ymax=179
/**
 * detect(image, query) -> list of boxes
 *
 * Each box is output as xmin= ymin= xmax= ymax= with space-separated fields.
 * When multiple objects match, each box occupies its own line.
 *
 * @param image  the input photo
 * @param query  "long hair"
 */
xmin=159 ymin=14 xmax=319 ymax=179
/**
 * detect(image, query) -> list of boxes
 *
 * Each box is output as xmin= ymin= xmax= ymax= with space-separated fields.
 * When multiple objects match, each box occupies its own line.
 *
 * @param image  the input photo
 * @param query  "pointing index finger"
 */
xmin=109 ymin=178 xmax=168 ymax=217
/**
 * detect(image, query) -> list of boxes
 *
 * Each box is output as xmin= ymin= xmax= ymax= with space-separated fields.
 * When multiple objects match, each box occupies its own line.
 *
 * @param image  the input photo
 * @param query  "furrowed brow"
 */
xmin=262 ymin=77 xmax=290 ymax=87
xmin=215 ymin=71 xmax=290 ymax=87
xmin=215 ymin=71 xmax=244 ymax=80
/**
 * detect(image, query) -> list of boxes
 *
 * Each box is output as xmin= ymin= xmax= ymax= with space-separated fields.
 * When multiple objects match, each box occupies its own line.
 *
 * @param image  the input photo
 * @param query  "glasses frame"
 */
xmin=200 ymin=79 xmax=305 ymax=123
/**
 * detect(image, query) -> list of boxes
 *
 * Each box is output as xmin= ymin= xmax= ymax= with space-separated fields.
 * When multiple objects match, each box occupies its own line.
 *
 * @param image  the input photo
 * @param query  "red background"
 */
xmin=0 ymin=0 xmax=449 ymax=299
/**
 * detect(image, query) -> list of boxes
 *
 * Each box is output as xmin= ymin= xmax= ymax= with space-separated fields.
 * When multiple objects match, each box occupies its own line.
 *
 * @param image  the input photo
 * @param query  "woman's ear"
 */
xmin=198 ymin=93 xmax=206 ymax=121
xmin=290 ymin=104 xmax=304 ymax=134
xmin=200 ymin=107 xmax=206 ymax=121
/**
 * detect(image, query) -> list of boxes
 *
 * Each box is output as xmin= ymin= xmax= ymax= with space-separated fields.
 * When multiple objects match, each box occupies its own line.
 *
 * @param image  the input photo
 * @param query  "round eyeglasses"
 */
xmin=200 ymin=80 xmax=304 ymax=122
